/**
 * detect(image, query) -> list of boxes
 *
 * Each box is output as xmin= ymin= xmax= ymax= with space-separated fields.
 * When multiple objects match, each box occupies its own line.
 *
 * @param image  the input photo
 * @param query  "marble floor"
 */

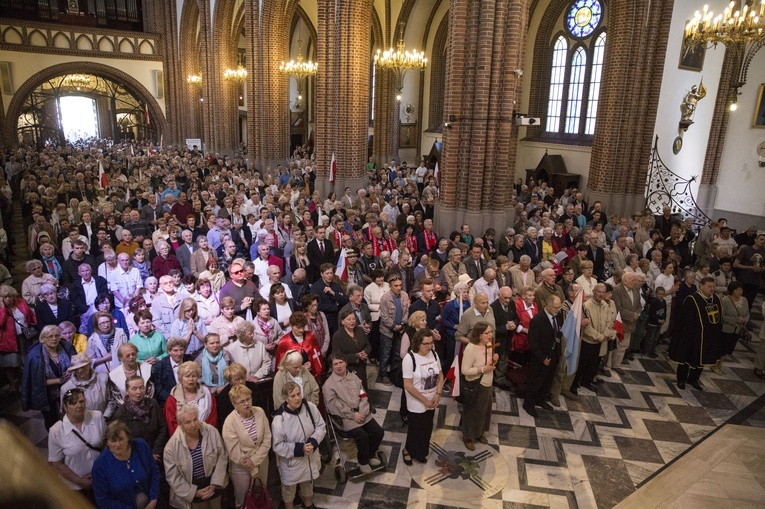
xmin=1 ymin=299 xmax=764 ymax=509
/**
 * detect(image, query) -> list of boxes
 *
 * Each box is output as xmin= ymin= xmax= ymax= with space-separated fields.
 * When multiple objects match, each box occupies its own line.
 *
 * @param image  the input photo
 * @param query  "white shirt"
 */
xmin=402 ymin=351 xmax=441 ymax=413
xmin=253 ymin=258 xmax=270 ymax=287
xmin=107 ymin=266 xmax=143 ymax=307
xmin=81 ymin=277 xmax=98 ymax=309
xmin=472 ymin=278 xmax=499 ymax=304
xmin=48 ymin=410 xmax=106 ymax=490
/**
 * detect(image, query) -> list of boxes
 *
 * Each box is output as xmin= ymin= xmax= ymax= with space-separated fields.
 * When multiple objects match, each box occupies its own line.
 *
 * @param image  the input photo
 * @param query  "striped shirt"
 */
xmin=238 ymin=412 xmax=258 ymax=443
xmin=189 ymin=440 xmax=205 ymax=483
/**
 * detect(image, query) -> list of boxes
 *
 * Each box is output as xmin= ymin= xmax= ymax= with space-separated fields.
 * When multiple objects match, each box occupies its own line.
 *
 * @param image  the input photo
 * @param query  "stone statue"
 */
xmin=680 ymin=82 xmax=707 ymax=123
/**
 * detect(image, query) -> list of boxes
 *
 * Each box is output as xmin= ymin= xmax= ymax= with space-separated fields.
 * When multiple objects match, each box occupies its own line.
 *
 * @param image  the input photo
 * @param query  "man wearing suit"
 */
xmin=176 ymin=229 xmax=196 ymax=275
xmin=610 ymin=235 xmax=629 ymax=275
xmin=306 ymin=225 xmax=335 ymax=283
xmin=491 ymin=286 xmax=518 ymax=389
xmin=150 ymin=337 xmax=186 ymax=406
xmin=464 ymin=244 xmax=487 ymax=282
xmin=608 ymin=272 xmax=643 ymax=374
xmin=69 ymin=263 xmax=109 ymax=315
xmin=586 ymin=233 xmax=606 ymax=281
xmin=522 ymin=296 xmax=563 ymax=417
xmin=523 ymin=227 xmax=543 ymax=266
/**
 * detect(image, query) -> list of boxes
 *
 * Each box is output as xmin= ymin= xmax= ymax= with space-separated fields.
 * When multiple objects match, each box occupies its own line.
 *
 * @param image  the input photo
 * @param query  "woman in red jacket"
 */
xmin=512 ymin=286 xmax=538 ymax=365
xmin=275 ymin=312 xmax=324 ymax=376
xmin=0 ymin=285 xmax=37 ymax=389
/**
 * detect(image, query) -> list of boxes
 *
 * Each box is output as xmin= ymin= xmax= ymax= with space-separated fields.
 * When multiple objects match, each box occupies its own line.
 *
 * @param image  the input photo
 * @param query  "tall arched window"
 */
xmin=543 ymin=0 xmax=606 ymax=139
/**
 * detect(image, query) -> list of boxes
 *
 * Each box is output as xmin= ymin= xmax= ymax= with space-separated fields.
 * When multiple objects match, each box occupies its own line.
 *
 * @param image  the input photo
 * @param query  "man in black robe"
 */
xmin=668 ymin=276 xmax=722 ymax=391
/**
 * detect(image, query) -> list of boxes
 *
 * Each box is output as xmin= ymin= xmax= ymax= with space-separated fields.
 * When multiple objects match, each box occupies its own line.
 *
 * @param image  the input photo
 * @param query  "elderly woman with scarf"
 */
xmin=22 ymin=325 xmax=77 ymax=429
xmin=273 ymin=350 xmax=320 ymax=409
xmin=251 ymin=298 xmax=283 ymax=371
xmin=132 ymin=247 xmax=152 ymax=284
xmin=85 ymin=311 xmax=129 ymax=374
xmin=22 ymin=259 xmax=59 ymax=305
xmin=112 ymin=375 xmax=167 ymax=461
xmin=164 ymin=361 xmax=218 ymax=436
xmin=195 ymin=332 xmax=232 ymax=394
xmin=59 ymin=353 xmax=115 ymax=418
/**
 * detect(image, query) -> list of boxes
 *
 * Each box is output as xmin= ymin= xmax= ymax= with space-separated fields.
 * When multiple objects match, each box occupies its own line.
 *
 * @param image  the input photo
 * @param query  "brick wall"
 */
xmin=441 ymin=0 xmax=529 ymax=216
xmin=314 ymin=0 xmax=373 ymax=183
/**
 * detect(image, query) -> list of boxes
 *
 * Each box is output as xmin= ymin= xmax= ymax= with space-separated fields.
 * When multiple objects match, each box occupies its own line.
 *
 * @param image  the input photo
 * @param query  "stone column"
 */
xmin=314 ymin=0 xmax=373 ymax=196
xmin=438 ymin=0 xmax=529 ymax=234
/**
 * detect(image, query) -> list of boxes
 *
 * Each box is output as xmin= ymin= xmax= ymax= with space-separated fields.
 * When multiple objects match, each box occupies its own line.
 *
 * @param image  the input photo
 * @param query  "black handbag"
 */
xmin=12 ymin=315 xmax=37 ymax=342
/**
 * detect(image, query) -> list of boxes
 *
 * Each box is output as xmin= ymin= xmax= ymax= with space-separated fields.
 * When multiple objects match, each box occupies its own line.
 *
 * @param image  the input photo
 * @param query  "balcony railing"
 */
xmin=0 ymin=0 xmax=143 ymax=32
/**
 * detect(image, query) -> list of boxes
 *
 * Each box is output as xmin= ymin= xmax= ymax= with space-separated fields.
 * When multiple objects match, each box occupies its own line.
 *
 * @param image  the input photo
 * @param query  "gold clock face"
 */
xmin=758 ymin=141 xmax=765 ymax=157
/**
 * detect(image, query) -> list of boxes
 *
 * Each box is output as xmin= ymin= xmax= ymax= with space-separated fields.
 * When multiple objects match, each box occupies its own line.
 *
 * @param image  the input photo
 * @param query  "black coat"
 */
xmin=35 ymin=298 xmax=77 ymax=331
xmin=69 ymin=275 xmax=109 ymax=315
xmin=60 ymin=254 xmax=96 ymax=286
xmin=527 ymin=310 xmax=561 ymax=364
xmin=305 ymin=238 xmax=336 ymax=283
xmin=112 ymin=398 xmax=168 ymax=457
xmin=150 ymin=356 xmax=178 ymax=407
xmin=586 ymin=245 xmax=606 ymax=280
xmin=491 ymin=299 xmax=519 ymax=341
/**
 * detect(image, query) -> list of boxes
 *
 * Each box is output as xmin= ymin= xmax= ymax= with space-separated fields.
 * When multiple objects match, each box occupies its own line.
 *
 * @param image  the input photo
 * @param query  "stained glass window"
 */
xmin=566 ymin=0 xmax=603 ymax=39
xmin=546 ymin=36 xmax=568 ymax=133
xmin=565 ymin=47 xmax=587 ymax=134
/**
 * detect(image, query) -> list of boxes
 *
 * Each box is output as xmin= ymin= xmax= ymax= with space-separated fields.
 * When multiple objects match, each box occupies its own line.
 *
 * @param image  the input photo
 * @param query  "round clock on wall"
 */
xmin=757 ymin=140 xmax=765 ymax=158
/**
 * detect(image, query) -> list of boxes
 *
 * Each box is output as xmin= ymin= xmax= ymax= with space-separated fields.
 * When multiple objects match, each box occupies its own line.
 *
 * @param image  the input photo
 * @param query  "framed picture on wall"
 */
xmin=678 ymin=24 xmax=705 ymax=72
xmin=753 ymin=84 xmax=765 ymax=128
xmin=400 ymin=122 xmax=417 ymax=148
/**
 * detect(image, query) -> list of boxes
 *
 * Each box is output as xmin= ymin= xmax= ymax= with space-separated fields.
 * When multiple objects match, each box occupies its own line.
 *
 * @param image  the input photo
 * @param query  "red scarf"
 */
xmin=366 ymin=226 xmax=375 ymax=241
xmin=405 ymin=234 xmax=418 ymax=254
xmin=372 ymin=237 xmax=386 ymax=256
xmin=423 ymin=229 xmax=436 ymax=252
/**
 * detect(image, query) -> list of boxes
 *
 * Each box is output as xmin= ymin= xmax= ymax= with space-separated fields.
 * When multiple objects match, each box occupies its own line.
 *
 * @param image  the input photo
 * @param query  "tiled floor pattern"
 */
xmin=1 ymin=298 xmax=764 ymax=509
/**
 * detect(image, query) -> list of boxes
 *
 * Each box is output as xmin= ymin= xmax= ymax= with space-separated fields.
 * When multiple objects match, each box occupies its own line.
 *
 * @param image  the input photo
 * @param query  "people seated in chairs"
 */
xmin=323 ymin=354 xmax=385 ymax=476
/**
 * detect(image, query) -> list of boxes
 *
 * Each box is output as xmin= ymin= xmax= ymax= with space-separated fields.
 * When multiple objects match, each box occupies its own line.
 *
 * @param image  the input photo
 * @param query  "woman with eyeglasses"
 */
xmin=85 ymin=293 xmax=130 ymax=337
xmin=22 ymin=259 xmax=58 ymax=305
xmin=47 ymin=386 xmax=106 ymax=499
xmin=222 ymin=385 xmax=272 ymax=508
xmin=92 ymin=419 xmax=161 ymax=509
xmin=21 ymin=324 xmax=77 ymax=429
xmin=401 ymin=328 xmax=443 ymax=466
xmin=85 ymin=311 xmax=129 ymax=374
xmin=460 ymin=322 xmax=498 ymax=451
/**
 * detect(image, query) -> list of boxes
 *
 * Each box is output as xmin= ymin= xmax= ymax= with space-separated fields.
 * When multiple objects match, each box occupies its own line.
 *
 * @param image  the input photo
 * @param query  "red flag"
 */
xmin=329 ymin=152 xmax=336 ymax=183
xmin=613 ymin=311 xmax=624 ymax=342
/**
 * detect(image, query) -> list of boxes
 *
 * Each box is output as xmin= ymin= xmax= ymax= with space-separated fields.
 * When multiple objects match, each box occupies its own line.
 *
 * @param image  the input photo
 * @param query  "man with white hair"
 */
xmin=509 ymin=255 xmax=536 ymax=294
xmin=259 ymin=265 xmax=292 ymax=299
xmin=472 ymin=268 xmax=500 ymax=304
xmin=109 ymin=252 xmax=143 ymax=310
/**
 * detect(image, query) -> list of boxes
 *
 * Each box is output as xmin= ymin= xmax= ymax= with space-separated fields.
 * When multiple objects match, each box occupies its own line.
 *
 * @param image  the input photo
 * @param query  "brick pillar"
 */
xmin=438 ymin=0 xmax=529 ymax=234
xmin=210 ymin=0 xmax=241 ymax=155
xmin=242 ymin=2 xmax=290 ymax=170
xmin=314 ymin=0 xmax=373 ymax=196
xmin=145 ymin=0 xmax=181 ymax=147
xmin=587 ymin=0 xmax=674 ymax=217
xmin=372 ymin=68 xmax=401 ymax=166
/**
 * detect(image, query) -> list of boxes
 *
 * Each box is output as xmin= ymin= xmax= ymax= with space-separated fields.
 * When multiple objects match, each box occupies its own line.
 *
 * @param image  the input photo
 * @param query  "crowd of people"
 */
xmin=1 ymin=137 xmax=764 ymax=508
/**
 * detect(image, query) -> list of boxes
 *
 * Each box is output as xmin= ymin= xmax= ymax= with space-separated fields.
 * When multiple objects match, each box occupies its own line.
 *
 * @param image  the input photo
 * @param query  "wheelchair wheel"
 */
xmin=334 ymin=464 xmax=347 ymax=484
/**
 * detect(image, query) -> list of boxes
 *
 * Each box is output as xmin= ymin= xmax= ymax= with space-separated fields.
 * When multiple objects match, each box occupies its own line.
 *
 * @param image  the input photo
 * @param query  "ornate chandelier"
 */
xmin=374 ymin=38 xmax=427 ymax=101
xmin=64 ymin=74 xmax=93 ymax=91
xmin=684 ymin=1 xmax=765 ymax=106
xmin=279 ymin=42 xmax=318 ymax=84
xmin=223 ymin=67 xmax=247 ymax=83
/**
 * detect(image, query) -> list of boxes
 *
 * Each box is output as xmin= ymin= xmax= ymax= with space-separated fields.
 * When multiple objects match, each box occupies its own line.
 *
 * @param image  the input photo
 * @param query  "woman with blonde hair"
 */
xmin=170 ymin=297 xmax=208 ymax=359
xmin=273 ymin=350 xmax=320 ymax=408
xmin=163 ymin=361 xmax=217 ymax=435
xmin=222 ymin=384 xmax=271 ymax=508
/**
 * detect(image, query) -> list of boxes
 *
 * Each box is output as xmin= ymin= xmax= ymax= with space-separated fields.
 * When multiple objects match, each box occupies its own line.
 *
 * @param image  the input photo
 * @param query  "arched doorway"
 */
xmin=5 ymin=61 xmax=166 ymax=147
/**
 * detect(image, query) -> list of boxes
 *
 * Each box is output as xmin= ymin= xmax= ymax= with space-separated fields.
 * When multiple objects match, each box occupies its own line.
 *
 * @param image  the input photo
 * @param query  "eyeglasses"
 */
xmin=231 ymin=269 xmax=244 ymax=275
xmin=421 ymin=341 xmax=434 ymax=346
